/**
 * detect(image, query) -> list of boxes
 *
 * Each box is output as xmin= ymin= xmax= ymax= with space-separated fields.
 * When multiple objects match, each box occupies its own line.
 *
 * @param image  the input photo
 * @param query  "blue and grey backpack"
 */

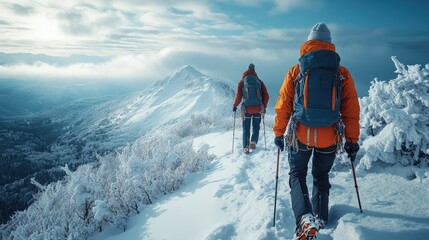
xmin=242 ymin=75 xmax=263 ymax=107
xmin=292 ymin=50 xmax=343 ymax=127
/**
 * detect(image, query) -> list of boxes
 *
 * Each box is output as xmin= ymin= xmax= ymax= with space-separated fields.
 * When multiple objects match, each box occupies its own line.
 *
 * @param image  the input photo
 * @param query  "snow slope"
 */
xmin=93 ymin=126 xmax=429 ymax=240
xmin=108 ymin=65 xmax=233 ymax=131
xmin=53 ymin=65 xmax=235 ymax=155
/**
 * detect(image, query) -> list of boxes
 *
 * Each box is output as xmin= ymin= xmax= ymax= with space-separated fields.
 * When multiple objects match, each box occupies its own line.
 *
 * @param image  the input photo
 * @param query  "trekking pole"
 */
xmin=263 ymin=114 xmax=267 ymax=150
xmin=350 ymin=154 xmax=363 ymax=213
xmin=232 ymin=111 xmax=236 ymax=153
xmin=272 ymin=148 xmax=280 ymax=227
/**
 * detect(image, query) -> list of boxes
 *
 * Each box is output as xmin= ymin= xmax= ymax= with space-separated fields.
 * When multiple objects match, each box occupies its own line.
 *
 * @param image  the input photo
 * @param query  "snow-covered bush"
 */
xmin=173 ymin=113 xmax=233 ymax=137
xmin=0 ymin=117 xmax=216 ymax=240
xmin=359 ymin=57 xmax=429 ymax=169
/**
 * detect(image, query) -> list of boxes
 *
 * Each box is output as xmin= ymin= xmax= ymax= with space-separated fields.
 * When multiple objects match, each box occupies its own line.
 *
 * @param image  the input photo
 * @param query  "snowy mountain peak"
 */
xmin=153 ymin=65 xmax=232 ymax=97
xmin=177 ymin=65 xmax=204 ymax=75
xmin=101 ymin=65 xmax=234 ymax=138
xmin=169 ymin=65 xmax=206 ymax=82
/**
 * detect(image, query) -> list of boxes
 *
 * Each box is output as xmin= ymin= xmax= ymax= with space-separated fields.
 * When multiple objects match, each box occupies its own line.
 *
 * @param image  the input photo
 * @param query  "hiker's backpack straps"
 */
xmin=292 ymin=50 xmax=342 ymax=127
xmin=242 ymin=75 xmax=263 ymax=107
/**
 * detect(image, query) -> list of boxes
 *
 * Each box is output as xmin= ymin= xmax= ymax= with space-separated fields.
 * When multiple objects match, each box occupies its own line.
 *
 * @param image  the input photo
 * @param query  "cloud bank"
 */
xmin=0 ymin=0 xmax=428 ymax=97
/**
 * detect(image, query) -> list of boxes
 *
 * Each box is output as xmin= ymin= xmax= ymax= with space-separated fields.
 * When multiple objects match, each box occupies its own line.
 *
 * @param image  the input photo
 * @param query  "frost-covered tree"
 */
xmin=359 ymin=57 xmax=429 ymax=169
xmin=0 ymin=115 xmax=216 ymax=240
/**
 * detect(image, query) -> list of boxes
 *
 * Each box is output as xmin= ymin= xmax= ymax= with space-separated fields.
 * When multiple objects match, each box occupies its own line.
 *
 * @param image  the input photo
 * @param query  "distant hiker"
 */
xmin=233 ymin=63 xmax=270 ymax=154
xmin=273 ymin=23 xmax=360 ymax=239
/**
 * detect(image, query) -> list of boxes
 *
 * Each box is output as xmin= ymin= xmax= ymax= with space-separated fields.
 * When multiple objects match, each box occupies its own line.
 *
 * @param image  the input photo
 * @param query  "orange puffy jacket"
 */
xmin=273 ymin=40 xmax=360 ymax=148
xmin=233 ymin=69 xmax=270 ymax=114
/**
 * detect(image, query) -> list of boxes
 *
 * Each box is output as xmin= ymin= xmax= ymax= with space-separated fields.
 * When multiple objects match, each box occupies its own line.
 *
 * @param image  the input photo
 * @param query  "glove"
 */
xmin=233 ymin=106 xmax=237 ymax=112
xmin=274 ymin=135 xmax=284 ymax=151
xmin=344 ymin=141 xmax=359 ymax=160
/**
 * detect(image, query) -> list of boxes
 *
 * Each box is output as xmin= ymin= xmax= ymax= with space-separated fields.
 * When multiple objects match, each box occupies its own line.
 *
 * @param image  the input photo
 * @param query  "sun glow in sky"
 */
xmin=31 ymin=14 xmax=65 ymax=41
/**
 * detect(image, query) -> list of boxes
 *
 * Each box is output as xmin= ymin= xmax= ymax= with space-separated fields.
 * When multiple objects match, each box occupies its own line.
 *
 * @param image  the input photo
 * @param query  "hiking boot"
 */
xmin=243 ymin=148 xmax=250 ymax=154
xmin=315 ymin=217 xmax=326 ymax=230
xmin=249 ymin=142 xmax=257 ymax=149
xmin=293 ymin=213 xmax=319 ymax=240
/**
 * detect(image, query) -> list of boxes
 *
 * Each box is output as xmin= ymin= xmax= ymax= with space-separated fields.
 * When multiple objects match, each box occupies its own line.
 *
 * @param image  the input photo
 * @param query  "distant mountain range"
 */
xmin=0 ymin=78 xmax=145 ymax=117
xmin=0 ymin=52 xmax=108 ymax=66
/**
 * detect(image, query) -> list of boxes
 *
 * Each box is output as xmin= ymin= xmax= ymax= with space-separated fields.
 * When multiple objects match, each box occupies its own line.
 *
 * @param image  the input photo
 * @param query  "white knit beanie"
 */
xmin=307 ymin=23 xmax=331 ymax=43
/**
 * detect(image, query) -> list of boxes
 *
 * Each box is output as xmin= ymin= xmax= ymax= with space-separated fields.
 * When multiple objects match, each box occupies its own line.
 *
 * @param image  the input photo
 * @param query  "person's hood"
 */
xmin=242 ymin=69 xmax=257 ymax=79
xmin=300 ymin=39 xmax=336 ymax=56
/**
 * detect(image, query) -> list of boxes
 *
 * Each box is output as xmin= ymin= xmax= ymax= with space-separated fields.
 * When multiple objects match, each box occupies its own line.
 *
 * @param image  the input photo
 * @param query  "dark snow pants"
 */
xmin=242 ymin=113 xmax=261 ymax=149
xmin=288 ymin=141 xmax=336 ymax=225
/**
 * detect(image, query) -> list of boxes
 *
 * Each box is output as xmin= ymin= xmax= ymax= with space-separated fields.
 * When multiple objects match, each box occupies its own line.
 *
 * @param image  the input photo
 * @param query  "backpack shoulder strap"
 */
xmin=293 ymin=72 xmax=302 ymax=85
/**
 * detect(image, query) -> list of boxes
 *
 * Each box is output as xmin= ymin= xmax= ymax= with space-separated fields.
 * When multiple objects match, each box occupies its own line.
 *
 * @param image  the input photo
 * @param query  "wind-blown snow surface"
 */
xmin=94 ymin=126 xmax=429 ymax=240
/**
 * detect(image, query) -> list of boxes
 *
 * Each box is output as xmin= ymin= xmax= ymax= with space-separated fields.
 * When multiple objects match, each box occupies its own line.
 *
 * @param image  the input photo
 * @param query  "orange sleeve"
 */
xmin=233 ymin=80 xmax=243 ymax=108
xmin=339 ymin=66 xmax=360 ymax=143
xmin=273 ymin=65 xmax=299 ymax=137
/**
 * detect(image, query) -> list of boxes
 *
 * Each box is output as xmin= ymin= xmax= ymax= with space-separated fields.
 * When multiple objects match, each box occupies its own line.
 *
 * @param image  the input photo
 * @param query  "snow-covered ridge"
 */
xmin=54 ymin=64 xmax=235 ymax=157
xmin=104 ymin=65 xmax=234 ymax=134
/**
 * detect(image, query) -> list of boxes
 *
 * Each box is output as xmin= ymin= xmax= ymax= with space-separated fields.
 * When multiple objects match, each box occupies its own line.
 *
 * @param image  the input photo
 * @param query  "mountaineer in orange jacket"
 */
xmin=233 ymin=63 xmax=269 ymax=153
xmin=273 ymin=23 xmax=360 ymax=239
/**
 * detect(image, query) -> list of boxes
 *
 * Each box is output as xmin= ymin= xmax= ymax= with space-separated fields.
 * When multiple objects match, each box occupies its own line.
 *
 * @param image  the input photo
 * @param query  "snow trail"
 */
xmin=94 ymin=128 xmax=429 ymax=240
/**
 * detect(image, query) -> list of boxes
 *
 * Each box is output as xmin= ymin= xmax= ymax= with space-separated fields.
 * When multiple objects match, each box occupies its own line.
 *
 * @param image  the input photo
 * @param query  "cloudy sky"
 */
xmin=0 ymin=0 xmax=428 ymax=97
